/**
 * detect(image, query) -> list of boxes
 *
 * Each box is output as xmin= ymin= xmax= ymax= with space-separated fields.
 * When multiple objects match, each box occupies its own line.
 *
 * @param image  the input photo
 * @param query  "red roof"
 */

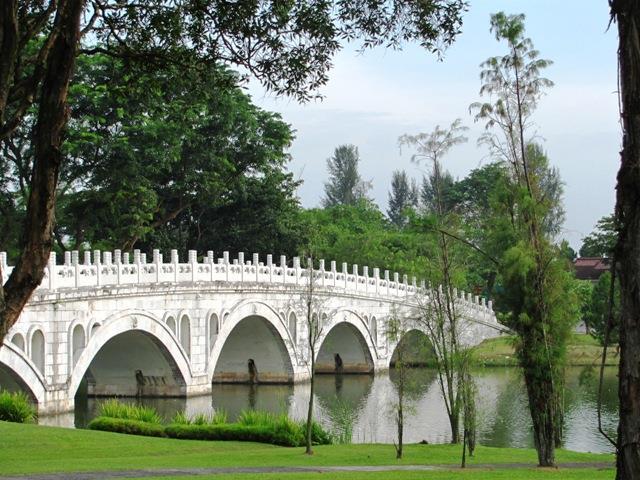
xmin=574 ymin=257 xmax=610 ymax=281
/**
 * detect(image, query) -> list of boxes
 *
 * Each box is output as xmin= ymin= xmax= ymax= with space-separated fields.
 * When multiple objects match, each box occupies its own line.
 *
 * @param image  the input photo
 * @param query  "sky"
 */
xmin=246 ymin=0 xmax=619 ymax=252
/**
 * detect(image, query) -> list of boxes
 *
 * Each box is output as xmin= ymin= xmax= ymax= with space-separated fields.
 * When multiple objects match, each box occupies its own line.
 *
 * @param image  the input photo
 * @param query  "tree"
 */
xmin=387 ymin=170 xmax=418 ymax=227
xmin=420 ymin=170 xmax=457 ymax=215
xmin=298 ymin=254 xmax=326 ymax=455
xmin=0 ymin=0 xmax=469 ymax=345
xmin=585 ymin=271 xmax=620 ymax=346
xmin=322 ymin=145 xmax=371 ymax=207
xmin=609 ymin=3 xmax=640 ymax=476
xmin=386 ymin=307 xmax=410 ymax=459
xmin=579 ymin=215 xmax=617 ymax=258
xmin=471 ymin=12 xmax=576 ymax=466
xmin=399 ymin=119 xmax=470 ymax=444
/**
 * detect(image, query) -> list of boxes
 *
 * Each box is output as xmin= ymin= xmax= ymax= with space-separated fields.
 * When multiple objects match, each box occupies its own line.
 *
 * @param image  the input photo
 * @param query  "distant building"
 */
xmin=573 ymin=257 xmax=610 ymax=282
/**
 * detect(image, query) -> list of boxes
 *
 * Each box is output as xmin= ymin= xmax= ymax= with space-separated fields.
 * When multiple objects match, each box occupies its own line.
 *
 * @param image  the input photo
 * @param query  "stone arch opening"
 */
xmin=0 ymin=344 xmax=46 ymax=406
xmin=389 ymin=329 xmax=436 ymax=367
xmin=288 ymin=312 xmax=297 ymax=345
xmin=11 ymin=333 xmax=25 ymax=351
xmin=166 ymin=316 xmax=177 ymax=335
xmin=71 ymin=324 xmax=86 ymax=368
xmin=0 ymin=362 xmax=38 ymax=403
xmin=180 ymin=315 xmax=191 ymax=358
xmin=316 ymin=322 xmax=374 ymax=374
xmin=213 ymin=315 xmax=293 ymax=384
xmin=73 ymin=330 xmax=187 ymax=398
xmin=30 ymin=329 xmax=45 ymax=375
xmin=90 ymin=323 xmax=100 ymax=337
xmin=209 ymin=313 xmax=219 ymax=352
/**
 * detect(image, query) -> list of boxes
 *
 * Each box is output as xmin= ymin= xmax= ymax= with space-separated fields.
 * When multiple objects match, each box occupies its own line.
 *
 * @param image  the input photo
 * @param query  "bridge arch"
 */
xmin=389 ymin=328 xmax=436 ymax=367
xmin=0 ymin=342 xmax=46 ymax=405
xmin=208 ymin=300 xmax=296 ymax=384
xmin=69 ymin=310 xmax=192 ymax=398
xmin=316 ymin=309 xmax=376 ymax=374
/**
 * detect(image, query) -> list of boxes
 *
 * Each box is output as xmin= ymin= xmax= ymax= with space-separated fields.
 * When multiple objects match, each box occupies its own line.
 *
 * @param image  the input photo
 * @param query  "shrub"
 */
xmin=98 ymin=399 xmax=162 ymax=424
xmin=237 ymin=409 xmax=275 ymax=426
xmin=171 ymin=411 xmax=191 ymax=425
xmin=211 ymin=409 xmax=227 ymax=425
xmin=0 ymin=391 xmax=37 ymax=423
xmin=88 ymin=416 xmax=166 ymax=437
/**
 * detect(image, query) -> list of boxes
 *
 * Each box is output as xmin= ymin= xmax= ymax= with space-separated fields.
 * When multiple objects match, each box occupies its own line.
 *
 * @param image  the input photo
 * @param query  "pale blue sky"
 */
xmin=247 ymin=1 xmax=619 ymax=251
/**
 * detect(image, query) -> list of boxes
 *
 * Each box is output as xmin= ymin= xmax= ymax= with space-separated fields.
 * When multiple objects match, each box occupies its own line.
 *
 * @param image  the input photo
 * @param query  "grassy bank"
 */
xmin=471 ymin=334 xmax=618 ymax=367
xmin=0 ymin=421 xmax=614 ymax=478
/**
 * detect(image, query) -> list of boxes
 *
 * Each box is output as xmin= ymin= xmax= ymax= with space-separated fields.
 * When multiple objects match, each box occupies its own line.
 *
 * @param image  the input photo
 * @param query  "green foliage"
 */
xmin=585 ymin=271 xmax=620 ymax=345
xmin=170 ymin=411 xmax=190 ymax=425
xmin=88 ymin=417 xmax=167 ymax=438
xmin=323 ymin=145 xmax=371 ymax=207
xmin=92 ymin=402 xmax=331 ymax=447
xmin=0 ymin=391 xmax=36 ymax=423
xmin=165 ymin=412 xmax=331 ymax=447
xmin=387 ymin=170 xmax=418 ymax=227
xmin=579 ymin=215 xmax=617 ymax=258
xmin=97 ymin=400 xmax=162 ymax=424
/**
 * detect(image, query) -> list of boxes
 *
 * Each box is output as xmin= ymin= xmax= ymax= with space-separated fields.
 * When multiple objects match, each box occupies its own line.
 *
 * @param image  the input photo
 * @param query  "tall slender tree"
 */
xmin=399 ymin=119 xmax=469 ymax=444
xmin=387 ymin=170 xmax=418 ymax=227
xmin=323 ymin=145 xmax=371 ymax=207
xmin=471 ymin=12 xmax=576 ymax=466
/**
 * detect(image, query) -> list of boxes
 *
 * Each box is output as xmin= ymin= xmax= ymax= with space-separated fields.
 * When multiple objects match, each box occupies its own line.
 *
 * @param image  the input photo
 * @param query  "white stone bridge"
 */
xmin=0 ymin=249 xmax=505 ymax=414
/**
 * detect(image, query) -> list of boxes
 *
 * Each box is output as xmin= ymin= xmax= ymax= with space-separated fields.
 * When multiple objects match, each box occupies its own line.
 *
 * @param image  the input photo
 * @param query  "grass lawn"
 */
xmin=129 ymin=471 xmax=615 ymax=480
xmin=0 ymin=421 xmax=614 ymax=478
xmin=471 ymin=334 xmax=619 ymax=367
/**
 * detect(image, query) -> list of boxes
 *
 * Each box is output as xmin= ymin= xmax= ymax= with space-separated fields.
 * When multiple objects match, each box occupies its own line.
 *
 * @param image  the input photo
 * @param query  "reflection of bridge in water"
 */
xmin=0 ymin=249 xmax=503 ymax=414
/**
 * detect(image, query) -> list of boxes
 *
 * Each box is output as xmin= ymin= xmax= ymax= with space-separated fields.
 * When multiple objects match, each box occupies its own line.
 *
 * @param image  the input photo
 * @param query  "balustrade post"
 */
xmin=153 ymin=249 xmax=161 ymax=283
xmin=223 ymin=251 xmax=230 ymax=282
xmin=207 ymin=251 xmax=214 ymax=281
xmin=94 ymin=250 xmax=102 ymax=286
xmin=373 ymin=267 xmax=379 ymax=294
xmin=238 ymin=252 xmax=245 ymax=282
xmin=267 ymin=254 xmax=273 ymax=282
xmin=342 ymin=262 xmax=348 ymax=290
xmin=64 ymin=251 xmax=71 ymax=266
xmin=47 ymin=252 xmax=57 ymax=290
xmin=171 ymin=250 xmax=178 ymax=283
xmin=319 ymin=259 xmax=325 ymax=287
xmin=114 ymin=249 xmax=122 ymax=285
xmin=253 ymin=253 xmax=259 ymax=282
xmin=72 ymin=251 xmax=79 ymax=288
xmin=188 ymin=250 xmax=197 ymax=282
xmin=293 ymin=257 xmax=300 ymax=285
xmin=352 ymin=264 xmax=358 ymax=292
xmin=133 ymin=249 xmax=141 ymax=283
xmin=279 ymin=255 xmax=286 ymax=284
xmin=393 ymin=272 xmax=400 ymax=297
xmin=384 ymin=270 xmax=390 ymax=296
xmin=331 ymin=261 xmax=336 ymax=287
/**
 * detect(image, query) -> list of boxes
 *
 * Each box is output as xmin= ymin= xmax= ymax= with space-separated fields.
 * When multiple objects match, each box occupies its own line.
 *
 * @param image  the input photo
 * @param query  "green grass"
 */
xmin=128 ymin=471 xmax=615 ymax=480
xmin=0 ymin=421 xmax=614 ymax=476
xmin=471 ymin=334 xmax=619 ymax=367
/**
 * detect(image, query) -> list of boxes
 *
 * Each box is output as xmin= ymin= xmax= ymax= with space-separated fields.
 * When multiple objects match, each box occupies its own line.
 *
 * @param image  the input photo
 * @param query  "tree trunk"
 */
xmin=0 ymin=0 xmax=18 ymax=125
xmin=612 ymin=1 xmax=640 ymax=478
xmin=0 ymin=0 xmax=85 ymax=345
xmin=305 ymin=353 xmax=315 ymax=455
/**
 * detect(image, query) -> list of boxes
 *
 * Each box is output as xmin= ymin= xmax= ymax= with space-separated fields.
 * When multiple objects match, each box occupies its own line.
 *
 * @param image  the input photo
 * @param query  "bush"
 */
xmin=0 ymin=391 xmax=37 ymax=423
xmin=88 ymin=416 xmax=166 ymax=437
xmin=237 ymin=409 xmax=275 ymax=426
xmin=98 ymin=399 xmax=162 ymax=424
